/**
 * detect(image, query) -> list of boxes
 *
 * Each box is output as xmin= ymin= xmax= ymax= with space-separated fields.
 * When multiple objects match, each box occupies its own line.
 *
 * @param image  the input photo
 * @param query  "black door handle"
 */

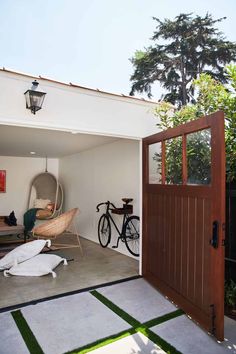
xmin=210 ymin=221 xmax=219 ymax=248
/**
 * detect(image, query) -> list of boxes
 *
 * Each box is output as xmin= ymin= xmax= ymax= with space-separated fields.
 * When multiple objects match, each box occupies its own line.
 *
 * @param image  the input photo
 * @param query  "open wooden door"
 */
xmin=142 ymin=111 xmax=225 ymax=340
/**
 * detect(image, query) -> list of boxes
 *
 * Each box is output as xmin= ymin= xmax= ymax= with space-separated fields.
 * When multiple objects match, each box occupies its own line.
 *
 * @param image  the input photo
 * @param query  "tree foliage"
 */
xmin=130 ymin=13 xmax=236 ymax=107
xmin=153 ymin=65 xmax=236 ymax=182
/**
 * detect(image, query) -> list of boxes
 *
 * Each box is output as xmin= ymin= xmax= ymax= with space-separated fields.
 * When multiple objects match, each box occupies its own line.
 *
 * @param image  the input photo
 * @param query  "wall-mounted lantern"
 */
xmin=24 ymin=80 xmax=46 ymax=114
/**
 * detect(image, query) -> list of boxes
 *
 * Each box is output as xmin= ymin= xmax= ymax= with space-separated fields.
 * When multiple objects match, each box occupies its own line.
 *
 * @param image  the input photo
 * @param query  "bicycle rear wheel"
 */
xmin=98 ymin=214 xmax=111 ymax=247
xmin=124 ymin=215 xmax=140 ymax=256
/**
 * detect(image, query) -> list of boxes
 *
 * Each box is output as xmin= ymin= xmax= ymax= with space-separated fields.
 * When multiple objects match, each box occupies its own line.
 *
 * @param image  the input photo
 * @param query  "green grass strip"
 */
xmin=89 ymin=290 xmax=183 ymax=354
xmin=65 ymin=328 xmax=136 ymax=354
xmin=90 ymin=290 xmax=141 ymax=328
xmin=143 ymin=309 xmax=184 ymax=328
xmin=137 ymin=326 xmax=182 ymax=354
xmin=67 ymin=326 xmax=182 ymax=354
xmin=11 ymin=291 xmax=183 ymax=354
xmin=11 ymin=310 xmax=44 ymax=354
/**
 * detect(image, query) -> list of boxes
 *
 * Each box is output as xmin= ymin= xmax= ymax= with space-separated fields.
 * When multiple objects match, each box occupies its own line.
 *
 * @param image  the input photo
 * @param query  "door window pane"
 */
xmin=187 ymin=129 xmax=211 ymax=185
xmin=165 ymin=137 xmax=182 ymax=185
xmin=149 ymin=142 xmax=162 ymax=184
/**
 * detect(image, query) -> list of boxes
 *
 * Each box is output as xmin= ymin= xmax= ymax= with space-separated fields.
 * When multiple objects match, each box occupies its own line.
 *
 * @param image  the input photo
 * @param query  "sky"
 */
xmin=0 ymin=0 xmax=236 ymax=101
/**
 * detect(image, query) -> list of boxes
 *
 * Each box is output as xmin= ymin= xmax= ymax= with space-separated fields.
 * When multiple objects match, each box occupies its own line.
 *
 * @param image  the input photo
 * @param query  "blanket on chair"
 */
xmin=24 ymin=208 xmax=40 ymax=236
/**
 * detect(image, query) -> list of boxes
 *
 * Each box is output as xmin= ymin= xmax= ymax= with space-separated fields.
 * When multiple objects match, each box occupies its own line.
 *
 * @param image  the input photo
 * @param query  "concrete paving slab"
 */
xmin=98 ymin=278 xmax=177 ymax=322
xmin=223 ymin=316 xmax=236 ymax=353
xmin=0 ymin=312 xmax=29 ymax=354
xmin=151 ymin=314 xmax=234 ymax=354
xmin=22 ymin=292 xmax=130 ymax=354
xmin=90 ymin=332 xmax=166 ymax=354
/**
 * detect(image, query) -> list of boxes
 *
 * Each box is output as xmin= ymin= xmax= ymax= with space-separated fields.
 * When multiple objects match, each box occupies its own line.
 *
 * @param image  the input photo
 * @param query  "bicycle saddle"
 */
xmin=122 ymin=198 xmax=133 ymax=204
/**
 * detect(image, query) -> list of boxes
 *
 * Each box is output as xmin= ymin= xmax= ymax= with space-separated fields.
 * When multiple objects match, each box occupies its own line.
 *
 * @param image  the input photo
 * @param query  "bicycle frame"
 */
xmin=97 ymin=201 xmax=130 ymax=248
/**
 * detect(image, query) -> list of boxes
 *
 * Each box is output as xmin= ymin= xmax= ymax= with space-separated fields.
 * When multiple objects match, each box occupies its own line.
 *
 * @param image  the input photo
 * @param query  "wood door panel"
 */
xmin=195 ymin=198 xmax=205 ymax=309
xmin=143 ymin=112 xmax=225 ymax=340
xmin=175 ymin=196 xmax=182 ymax=291
xmin=181 ymin=196 xmax=189 ymax=298
xmin=188 ymin=197 xmax=196 ymax=302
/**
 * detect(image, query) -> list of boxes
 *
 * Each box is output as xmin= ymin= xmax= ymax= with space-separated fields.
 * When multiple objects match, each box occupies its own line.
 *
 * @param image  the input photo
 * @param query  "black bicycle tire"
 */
xmin=98 ymin=214 xmax=111 ymax=247
xmin=124 ymin=215 xmax=140 ymax=256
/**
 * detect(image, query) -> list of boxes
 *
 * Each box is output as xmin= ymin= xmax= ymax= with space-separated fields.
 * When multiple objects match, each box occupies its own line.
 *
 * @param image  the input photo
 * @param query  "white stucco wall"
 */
xmin=59 ymin=139 xmax=140 ymax=258
xmin=0 ymin=70 xmax=158 ymax=139
xmin=0 ymin=156 xmax=58 ymax=223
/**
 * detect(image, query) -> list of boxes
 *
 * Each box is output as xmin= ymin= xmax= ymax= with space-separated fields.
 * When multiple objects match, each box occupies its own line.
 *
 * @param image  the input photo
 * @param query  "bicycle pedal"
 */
xmin=112 ymin=245 xmax=118 ymax=248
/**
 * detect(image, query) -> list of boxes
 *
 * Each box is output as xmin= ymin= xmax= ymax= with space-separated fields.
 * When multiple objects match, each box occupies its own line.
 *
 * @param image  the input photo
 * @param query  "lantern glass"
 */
xmin=24 ymin=84 xmax=46 ymax=114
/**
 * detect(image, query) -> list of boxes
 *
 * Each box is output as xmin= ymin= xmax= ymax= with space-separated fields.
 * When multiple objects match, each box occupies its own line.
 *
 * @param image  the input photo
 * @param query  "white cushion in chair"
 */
xmin=4 ymin=254 xmax=67 ymax=278
xmin=0 ymin=240 xmax=51 ymax=270
xmin=34 ymin=198 xmax=51 ymax=209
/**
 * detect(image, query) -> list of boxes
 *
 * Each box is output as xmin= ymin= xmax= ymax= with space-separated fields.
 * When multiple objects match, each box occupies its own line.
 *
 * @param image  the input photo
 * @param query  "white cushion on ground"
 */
xmin=0 ymin=239 xmax=51 ymax=270
xmin=34 ymin=198 xmax=51 ymax=208
xmin=4 ymin=254 xmax=67 ymax=278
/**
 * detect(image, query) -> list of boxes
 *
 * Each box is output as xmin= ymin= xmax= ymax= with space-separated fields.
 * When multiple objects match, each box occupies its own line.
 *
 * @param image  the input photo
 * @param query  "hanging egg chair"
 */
xmin=27 ymin=172 xmax=63 ymax=220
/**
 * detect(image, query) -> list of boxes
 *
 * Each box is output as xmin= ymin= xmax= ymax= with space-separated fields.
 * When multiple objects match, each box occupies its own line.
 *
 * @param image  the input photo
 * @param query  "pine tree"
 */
xmin=130 ymin=13 xmax=236 ymax=106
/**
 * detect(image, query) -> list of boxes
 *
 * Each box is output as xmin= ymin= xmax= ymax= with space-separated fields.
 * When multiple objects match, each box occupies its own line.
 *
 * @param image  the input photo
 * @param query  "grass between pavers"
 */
xmin=142 ymin=308 xmax=184 ymax=328
xmin=10 ymin=290 xmax=183 ymax=354
xmin=91 ymin=290 xmax=141 ymax=328
xmin=11 ymin=310 xmax=44 ymax=354
xmin=65 ymin=328 xmax=136 ymax=354
xmin=137 ymin=326 xmax=182 ymax=354
xmin=66 ymin=290 xmax=183 ymax=354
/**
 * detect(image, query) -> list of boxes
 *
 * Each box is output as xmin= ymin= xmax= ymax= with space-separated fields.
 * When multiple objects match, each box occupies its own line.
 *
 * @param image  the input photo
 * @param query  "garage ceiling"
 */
xmin=0 ymin=125 xmax=119 ymax=158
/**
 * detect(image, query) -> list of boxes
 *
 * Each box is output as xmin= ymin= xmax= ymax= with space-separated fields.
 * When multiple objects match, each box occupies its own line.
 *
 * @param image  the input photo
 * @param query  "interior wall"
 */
xmin=0 ymin=156 xmax=58 ymax=223
xmin=59 ymin=139 xmax=140 ymax=258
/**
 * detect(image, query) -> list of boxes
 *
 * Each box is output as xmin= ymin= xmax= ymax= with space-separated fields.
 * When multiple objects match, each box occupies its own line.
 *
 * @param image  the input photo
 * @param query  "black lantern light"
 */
xmin=24 ymin=80 xmax=46 ymax=114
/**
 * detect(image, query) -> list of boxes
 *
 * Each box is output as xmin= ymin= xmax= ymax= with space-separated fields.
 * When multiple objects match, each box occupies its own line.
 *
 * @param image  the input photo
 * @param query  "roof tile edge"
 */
xmin=1 ymin=67 xmax=159 ymax=105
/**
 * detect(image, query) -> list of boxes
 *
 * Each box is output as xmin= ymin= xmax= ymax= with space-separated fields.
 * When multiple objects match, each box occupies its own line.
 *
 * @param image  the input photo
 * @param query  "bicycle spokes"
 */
xmin=124 ymin=216 xmax=140 ymax=256
xmin=126 ymin=225 xmax=139 ymax=240
xmin=98 ymin=214 xmax=111 ymax=247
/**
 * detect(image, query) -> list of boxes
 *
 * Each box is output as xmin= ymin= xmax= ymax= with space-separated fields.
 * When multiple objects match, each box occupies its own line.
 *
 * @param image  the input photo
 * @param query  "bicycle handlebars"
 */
xmin=96 ymin=201 xmax=116 ymax=212
xmin=96 ymin=202 xmax=107 ymax=212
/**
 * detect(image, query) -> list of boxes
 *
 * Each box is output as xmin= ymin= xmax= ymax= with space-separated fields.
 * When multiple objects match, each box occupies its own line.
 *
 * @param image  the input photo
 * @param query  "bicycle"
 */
xmin=96 ymin=198 xmax=140 ymax=257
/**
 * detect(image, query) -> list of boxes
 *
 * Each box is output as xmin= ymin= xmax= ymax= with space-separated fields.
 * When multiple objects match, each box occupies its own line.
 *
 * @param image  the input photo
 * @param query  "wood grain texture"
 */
xmin=142 ymin=111 xmax=225 ymax=340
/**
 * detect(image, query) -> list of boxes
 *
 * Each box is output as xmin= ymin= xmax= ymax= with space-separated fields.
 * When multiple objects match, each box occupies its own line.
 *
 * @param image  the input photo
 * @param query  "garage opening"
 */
xmin=0 ymin=124 xmax=141 ymax=310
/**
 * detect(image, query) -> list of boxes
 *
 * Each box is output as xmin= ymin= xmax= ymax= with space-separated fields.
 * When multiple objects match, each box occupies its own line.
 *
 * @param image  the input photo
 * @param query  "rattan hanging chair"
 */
xmin=32 ymin=208 xmax=82 ymax=253
xmin=27 ymin=172 xmax=63 ymax=219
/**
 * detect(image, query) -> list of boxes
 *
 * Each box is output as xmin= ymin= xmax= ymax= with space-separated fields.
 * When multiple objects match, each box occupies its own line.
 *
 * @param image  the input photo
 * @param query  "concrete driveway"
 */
xmin=0 ymin=278 xmax=235 ymax=354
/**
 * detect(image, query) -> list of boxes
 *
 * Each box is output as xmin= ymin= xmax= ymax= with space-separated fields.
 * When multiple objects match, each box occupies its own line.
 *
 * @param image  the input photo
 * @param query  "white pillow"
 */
xmin=0 ymin=240 xmax=51 ymax=270
xmin=4 ymin=254 xmax=67 ymax=278
xmin=34 ymin=199 xmax=51 ymax=209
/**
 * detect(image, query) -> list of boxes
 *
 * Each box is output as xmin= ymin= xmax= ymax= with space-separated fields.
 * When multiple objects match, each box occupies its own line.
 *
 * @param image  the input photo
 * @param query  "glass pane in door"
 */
xmin=187 ymin=129 xmax=211 ymax=185
xmin=165 ymin=136 xmax=182 ymax=185
xmin=149 ymin=142 xmax=162 ymax=184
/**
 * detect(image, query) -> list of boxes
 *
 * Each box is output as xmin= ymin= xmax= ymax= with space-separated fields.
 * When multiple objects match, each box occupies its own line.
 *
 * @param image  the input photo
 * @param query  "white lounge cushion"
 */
xmin=4 ymin=254 xmax=67 ymax=278
xmin=0 ymin=240 xmax=51 ymax=270
xmin=34 ymin=198 xmax=51 ymax=209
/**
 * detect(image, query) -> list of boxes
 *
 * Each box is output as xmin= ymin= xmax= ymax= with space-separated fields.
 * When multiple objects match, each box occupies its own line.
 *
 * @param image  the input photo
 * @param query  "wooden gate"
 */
xmin=142 ymin=111 xmax=225 ymax=340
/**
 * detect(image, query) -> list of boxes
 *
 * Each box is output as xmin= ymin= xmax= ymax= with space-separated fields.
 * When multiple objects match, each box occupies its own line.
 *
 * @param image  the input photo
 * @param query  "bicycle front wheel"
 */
xmin=124 ymin=216 xmax=140 ymax=256
xmin=98 ymin=214 xmax=111 ymax=247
